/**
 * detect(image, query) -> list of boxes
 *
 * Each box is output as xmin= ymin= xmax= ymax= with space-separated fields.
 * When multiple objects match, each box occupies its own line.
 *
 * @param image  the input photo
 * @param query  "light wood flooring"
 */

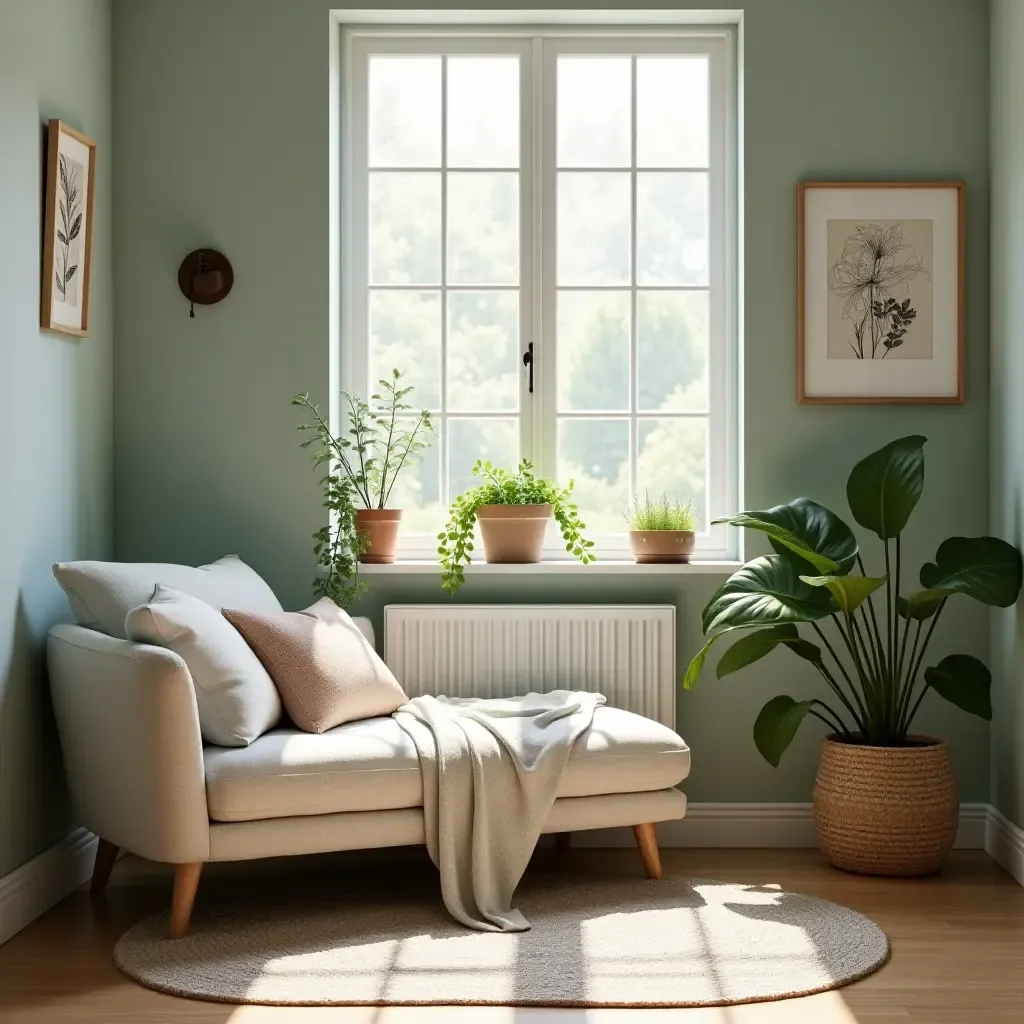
xmin=0 ymin=847 xmax=1021 ymax=1024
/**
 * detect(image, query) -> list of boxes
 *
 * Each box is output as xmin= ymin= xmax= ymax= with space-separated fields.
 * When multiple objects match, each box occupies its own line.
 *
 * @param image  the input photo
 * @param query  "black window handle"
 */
xmin=523 ymin=342 xmax=534 ymax=394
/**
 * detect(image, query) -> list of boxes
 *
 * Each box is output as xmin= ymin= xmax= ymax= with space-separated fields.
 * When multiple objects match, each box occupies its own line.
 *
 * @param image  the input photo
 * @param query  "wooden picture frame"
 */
xmin=41 ymin=120 xmax=97 ymax=337
xmin=798 ymin=181 xmax=965 ymax=404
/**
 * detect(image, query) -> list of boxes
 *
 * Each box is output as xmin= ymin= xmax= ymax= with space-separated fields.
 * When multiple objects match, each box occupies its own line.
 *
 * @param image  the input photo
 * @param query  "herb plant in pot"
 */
xmin=685 ymin=435 xmax=1022 ymax=876
xmin=626 ymin=492 xmax=698 ymax=564
xmin=439 ymin=460 xmax=594 ymax=594
xmin=293 ymin=370 xmax=432 ymax=603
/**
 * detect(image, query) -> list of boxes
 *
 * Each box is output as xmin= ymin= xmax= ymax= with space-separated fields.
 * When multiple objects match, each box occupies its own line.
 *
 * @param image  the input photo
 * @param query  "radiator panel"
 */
xmin=383 ymin=605 xmax=676 ymax=727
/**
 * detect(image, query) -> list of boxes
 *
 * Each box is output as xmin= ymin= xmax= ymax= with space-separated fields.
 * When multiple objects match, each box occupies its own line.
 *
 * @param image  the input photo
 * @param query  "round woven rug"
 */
xmin=114 ymin=870 xmax=888 ymax=1007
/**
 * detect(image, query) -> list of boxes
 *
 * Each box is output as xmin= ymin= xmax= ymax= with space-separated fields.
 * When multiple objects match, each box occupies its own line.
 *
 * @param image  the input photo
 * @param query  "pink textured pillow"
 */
xmin=223 ymin=599 xmax=407 ymax=733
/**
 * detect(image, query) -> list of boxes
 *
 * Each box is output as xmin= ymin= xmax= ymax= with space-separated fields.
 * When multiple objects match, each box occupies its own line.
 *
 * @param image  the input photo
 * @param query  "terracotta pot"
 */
xmin=813 ymin=735 xmax=958 ymax=876
xmin=476 ymin=504 xmax=552 ymax=563
xmin=355 ymin=508 xmax=402 ymax=564
xmin=629 ymin=530 xmax=696 ymax=564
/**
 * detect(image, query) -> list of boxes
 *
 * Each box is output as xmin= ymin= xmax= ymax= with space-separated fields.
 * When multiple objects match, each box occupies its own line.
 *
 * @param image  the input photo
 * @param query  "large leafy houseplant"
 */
xmin=439 ymin=460 xmax=594 ymax=593
xmin=293 ymin=370 xmax=432 ymax=607
xmin=686 ymin=435 xmax=1022 ymax=766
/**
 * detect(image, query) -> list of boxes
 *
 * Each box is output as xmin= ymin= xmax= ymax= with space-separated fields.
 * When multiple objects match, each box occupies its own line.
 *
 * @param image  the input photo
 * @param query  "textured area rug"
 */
xmin=114 ymin=870 xmax=888 ymax=1007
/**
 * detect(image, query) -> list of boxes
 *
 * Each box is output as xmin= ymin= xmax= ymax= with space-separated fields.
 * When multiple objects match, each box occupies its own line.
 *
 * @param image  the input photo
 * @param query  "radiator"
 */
xmin=383 ymin=605 xmax=676 ymax=727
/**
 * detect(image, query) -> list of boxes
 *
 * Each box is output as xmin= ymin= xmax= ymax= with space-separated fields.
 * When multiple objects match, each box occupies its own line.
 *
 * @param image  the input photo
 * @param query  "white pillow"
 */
xmin=52 ymin=554 xmax=282 ymax=639
xmin=126 ymin=584 xmax=282 ymax=747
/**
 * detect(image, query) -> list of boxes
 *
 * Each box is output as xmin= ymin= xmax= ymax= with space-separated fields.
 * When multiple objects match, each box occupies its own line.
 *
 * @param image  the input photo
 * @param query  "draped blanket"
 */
xmin=394 ymin=690 xmax=605 ymax=932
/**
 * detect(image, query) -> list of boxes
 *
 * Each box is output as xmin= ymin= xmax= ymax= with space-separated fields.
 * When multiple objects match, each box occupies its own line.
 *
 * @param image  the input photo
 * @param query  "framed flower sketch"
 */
xmin=798 ymin=181 xmax=964 ymax=403
xmin=41 ymin=120 xmax=96 ymax=337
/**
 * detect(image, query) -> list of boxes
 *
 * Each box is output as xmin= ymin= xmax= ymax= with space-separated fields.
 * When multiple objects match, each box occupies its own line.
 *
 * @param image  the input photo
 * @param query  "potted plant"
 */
xmin=293 ymin=370 xmax=432 ymax=605
xmin=438 ymin=460 xmax=594 ymax=594
xmin=685 ymin=435 xmax=1022 ymax=876
xmin=626 ymin=492 xmax=698 ymax=564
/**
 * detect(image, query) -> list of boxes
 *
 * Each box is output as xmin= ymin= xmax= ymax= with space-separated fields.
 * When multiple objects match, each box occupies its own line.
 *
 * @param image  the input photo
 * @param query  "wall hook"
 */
xmin=177 ymin=248 xmax=233 ymax=318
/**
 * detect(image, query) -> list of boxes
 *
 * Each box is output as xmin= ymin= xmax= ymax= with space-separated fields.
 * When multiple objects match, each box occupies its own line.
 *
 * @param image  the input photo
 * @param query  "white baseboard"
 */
xmin=571 ymin=801 xmax=991 ymax=851
xmin=0 ymin=827 xmax=96 ymax=947
xmin=985 ymin=805 xmax=1024 ymax=886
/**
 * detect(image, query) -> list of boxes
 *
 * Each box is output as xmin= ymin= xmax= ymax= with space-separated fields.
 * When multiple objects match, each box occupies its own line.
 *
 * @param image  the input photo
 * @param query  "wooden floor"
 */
xmin=0 ymin=847 xmax=1021 ymax=1024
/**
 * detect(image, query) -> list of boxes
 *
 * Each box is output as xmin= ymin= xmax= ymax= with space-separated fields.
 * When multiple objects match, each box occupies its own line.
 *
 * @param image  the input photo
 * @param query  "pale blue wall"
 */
xmin=0 ymin=0 xmax=113 ymax=875
xmin=990 ymin=0 xmax=1024 ymax=830
xmin=112 ymin=1 xmax=992 ymax=802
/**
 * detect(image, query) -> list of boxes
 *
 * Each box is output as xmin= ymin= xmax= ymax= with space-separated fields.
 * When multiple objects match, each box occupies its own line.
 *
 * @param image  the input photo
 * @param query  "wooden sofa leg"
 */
xmin=555 ymin=831 xmax=572 ymax=852
xmin=90 ymin=838 xmax=119 ymax=895
xmin=633 ymin=823 xmax=662 ymax=880
xmin=169 ymin=862 xmax=203 ymax=939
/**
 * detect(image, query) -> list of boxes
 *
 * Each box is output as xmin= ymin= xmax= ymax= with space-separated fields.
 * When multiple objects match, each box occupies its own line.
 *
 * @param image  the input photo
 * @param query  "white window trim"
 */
xmin=340 ymin=22 xmax=739 ymax=565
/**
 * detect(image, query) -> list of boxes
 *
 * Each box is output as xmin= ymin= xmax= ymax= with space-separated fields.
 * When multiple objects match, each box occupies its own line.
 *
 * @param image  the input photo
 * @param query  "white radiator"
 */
xmin=383 ymin=605 xmax=676 ymax=728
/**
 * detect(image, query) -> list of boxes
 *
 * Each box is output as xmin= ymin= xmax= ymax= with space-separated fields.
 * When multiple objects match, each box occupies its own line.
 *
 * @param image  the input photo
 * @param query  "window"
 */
xmin=343 ymin=28 xmax=737 ymax=560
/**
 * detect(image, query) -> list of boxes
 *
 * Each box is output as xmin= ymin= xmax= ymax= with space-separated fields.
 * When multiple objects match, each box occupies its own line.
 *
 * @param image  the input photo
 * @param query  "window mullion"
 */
xmin=629 ymin=54 xmax=639 ymax=502
xmin=439 ymin=55 xmax=450 ymax=507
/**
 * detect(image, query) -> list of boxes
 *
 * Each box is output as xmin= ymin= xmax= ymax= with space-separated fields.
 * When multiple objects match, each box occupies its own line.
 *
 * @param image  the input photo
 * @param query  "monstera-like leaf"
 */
xmin=716 ymin=625 xmax=822 ymax=679
xmin=714 ymin=498 xmax=858 ymax=575
xmin=702 ymin=555 xmax=835 ymax=635
xmin=753 ymin=695 xmax=822 ymax=767
xmin=897 ymin=588 xmax=951 ymax=621
xmin=799 ymin=574 xmax=887 ymax=614
xmin=923 ymin=654 xmax=992 ymax=720
xmin=846 ymin=435 xmax=926 ymax=539
xmin=920 ymin=536 xmax=1023 ymax=607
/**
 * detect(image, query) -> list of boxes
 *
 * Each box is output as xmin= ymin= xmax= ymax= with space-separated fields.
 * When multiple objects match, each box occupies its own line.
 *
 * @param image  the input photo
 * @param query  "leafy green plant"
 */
xmin=626 ymin=492 xmax=698 ymax=532
xmin=438 ymin=460 xmax=594 ymax=594
xmin=293 ymin=370 xmax=433 ymax=607
xmin=685 ymin=436 xmax=1022 ymax=766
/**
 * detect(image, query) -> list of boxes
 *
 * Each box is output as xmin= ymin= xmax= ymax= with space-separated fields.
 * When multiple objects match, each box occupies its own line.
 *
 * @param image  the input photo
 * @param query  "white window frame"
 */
xmin=342 ymin=25 xmax=738 ymax=563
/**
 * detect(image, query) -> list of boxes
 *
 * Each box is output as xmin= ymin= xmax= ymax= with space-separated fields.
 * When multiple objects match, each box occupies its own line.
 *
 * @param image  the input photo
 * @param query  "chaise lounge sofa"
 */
xmin=47 ymin=558 xmax=691 ymax=938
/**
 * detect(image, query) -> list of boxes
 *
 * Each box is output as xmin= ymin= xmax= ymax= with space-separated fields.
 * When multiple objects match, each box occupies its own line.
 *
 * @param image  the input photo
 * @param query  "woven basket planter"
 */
xmin=813 ymin=735 xmax=958 ymax=876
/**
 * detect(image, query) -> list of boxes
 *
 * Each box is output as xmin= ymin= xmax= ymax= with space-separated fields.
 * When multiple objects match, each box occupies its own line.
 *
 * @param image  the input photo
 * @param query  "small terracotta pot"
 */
xmin=355 ymin=508 xmax=402 ymax=564
xmin=629 ymin=530 xmax=696 ymax=564
xmin=476 ymin=504 xmax=552 ymax=564
xmin=813 ymin=735 xmax=958 ymax=876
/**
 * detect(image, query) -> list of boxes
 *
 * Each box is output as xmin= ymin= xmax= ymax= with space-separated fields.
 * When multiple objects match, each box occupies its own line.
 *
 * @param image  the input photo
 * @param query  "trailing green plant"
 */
xmin=626 ymin=492 xmax=698 ymax=532
xmin=293 ymin=370 xmax=432 ymax=608
xmin=685 ymin=435 xmax=1023 ymax=766
xmin=438 ymin=460 xmax=594 ymax=594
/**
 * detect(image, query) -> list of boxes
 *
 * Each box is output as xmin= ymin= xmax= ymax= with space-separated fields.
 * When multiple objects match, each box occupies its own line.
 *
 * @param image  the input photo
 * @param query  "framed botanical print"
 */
xmin=798 ymin=181 xmax=964 ymax=403
xmin=41 ymin=120 xmax=97 ymax=337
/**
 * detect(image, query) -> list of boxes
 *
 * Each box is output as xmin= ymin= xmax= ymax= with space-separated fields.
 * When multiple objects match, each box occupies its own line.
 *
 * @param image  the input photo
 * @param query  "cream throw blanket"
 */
xmin=394 ymin=690 xmax=605 ymax=932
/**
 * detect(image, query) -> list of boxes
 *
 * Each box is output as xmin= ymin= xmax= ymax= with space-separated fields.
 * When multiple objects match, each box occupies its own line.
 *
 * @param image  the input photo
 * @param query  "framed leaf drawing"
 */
xmin=41 ymin=120 xmax=96 ymax=337
xmin=798 ymin=181 xmax=964 ymax=403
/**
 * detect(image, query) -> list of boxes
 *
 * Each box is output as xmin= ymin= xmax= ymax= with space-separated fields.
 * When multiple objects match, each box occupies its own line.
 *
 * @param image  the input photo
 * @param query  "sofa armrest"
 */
xmin=47 ymin=624 xmax=210 ymax=863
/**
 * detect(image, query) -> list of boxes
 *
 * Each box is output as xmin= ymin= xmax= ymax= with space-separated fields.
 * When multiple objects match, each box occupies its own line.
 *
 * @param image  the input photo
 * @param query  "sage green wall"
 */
xmin=0 ymin=0 xmax=113 ymax=876
xmin=112 ymin=0 xmax=991 ymax=802
xmin=990 ymin=0 xmax=1024 ymax=830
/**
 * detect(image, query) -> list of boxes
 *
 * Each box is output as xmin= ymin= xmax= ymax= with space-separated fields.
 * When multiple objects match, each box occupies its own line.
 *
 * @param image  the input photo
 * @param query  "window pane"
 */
xmin=558 ymin=419 xmax=629 ymax=532
xmin=448 ymin=418 xmax=519 ymax=499
xmin=369 ymin=57 xmax=441 ymax=168
xmin=447 ymin=172 xmax=519 ymax=286
xmin=369 ymin=173 xmax=441 ymax=285
xmin=557 ymin=291 xmax=630 ymax=412
xmin=557 ymin=57 xmax=631 ymax=168
xmin=637 ymin=418 xmax=707 ymax=528
xmin=448 ymin=292 xmax=519 ymax=412
xmin=637 ymin=57 xmax=709 ymax=168
xmin=557 ymin=173 xmax=631 ymax=286
xmin=447 ymin=58 xmax=519 ymax=168
xmin=369 ymin=290 xmax=441 ymax=410
xmin=384 ymin=418 xmax=442 ymax=533
xmin=636 ymin=172 xmax=708 ymax=286
xmin=637 ymin=291 xmax=709 ymax=412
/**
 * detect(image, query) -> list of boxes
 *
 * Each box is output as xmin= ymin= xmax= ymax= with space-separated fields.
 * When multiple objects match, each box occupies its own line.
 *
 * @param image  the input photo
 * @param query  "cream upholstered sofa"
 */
xmin=47 ymin=562 xmax=690 ymax=939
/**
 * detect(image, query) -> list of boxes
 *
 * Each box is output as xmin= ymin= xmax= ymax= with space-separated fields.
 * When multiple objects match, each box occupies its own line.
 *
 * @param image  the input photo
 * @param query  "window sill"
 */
xmin=357 ymin=559 xmax=740 ymax=576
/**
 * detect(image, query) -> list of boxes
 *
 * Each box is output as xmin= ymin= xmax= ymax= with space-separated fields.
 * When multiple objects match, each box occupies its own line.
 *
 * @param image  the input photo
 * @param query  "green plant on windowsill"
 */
xmin=438 ymin=460 xmax=595 ymax=594
xmin=625 ymin=492 xmax=699 ymax=532
xmin=292 ymin=369 xmax=432 ymax=608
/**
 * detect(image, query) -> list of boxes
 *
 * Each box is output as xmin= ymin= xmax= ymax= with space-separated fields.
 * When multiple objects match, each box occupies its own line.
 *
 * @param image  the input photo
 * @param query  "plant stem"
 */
xmin=899 ymin=599 xmax=948 ymax=734
xmin=809 ymin=702 xmax=850 ymax=738
xmin=810 ymin=623 xmax=868 ymax=734
xmin=892 ymin=535 xmax=902 ymax=730
xmin=848 ymin=611 xmax=887 ymax=736
xmin=896 ymin=615 xmax=924 ymax=731
xmin=817 ymin=618 xmax=871 ymax=729
xmin=857 ymin=554 xmax=887 ymax=678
